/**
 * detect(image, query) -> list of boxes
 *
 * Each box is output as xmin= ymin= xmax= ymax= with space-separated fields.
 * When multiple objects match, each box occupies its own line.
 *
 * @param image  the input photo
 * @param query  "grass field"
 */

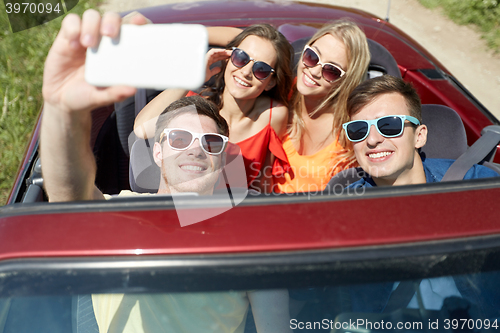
xmin=0 ymin=0 xmax=102 ymax=204
xmin=419 ymin=0 xmax=500 ymax=52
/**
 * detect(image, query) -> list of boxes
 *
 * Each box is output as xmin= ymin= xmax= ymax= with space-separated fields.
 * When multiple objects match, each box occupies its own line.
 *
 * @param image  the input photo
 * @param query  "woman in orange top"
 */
xmin=273 ymin=21 xmax=371 ymax=193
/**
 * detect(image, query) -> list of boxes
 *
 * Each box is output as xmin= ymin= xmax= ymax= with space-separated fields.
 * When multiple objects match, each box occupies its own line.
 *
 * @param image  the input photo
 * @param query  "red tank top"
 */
xmin=186 ymin=91 xmax=290 ymax=188
xmin=236 ymin=100 xmax=290 ymax=188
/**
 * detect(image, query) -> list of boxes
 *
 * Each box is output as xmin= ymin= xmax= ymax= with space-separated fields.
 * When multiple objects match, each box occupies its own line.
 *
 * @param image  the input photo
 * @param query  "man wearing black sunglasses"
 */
xmin=342 ymin=75 xmax=498 ymax=188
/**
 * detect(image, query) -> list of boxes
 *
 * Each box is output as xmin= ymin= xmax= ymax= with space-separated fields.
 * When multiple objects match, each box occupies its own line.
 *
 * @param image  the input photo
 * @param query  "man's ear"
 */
xmin=264 ymin=76 xmax=276 ymax=91
xmin=153 ymin=142 xmax=163 ymax=167
xmin=414 ymin=124 xmax=428 ymax=149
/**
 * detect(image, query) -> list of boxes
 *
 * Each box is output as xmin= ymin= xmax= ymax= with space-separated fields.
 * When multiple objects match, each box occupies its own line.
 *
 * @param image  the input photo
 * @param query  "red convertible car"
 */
xmin=1 ymin=1 xmax=500 ymax=332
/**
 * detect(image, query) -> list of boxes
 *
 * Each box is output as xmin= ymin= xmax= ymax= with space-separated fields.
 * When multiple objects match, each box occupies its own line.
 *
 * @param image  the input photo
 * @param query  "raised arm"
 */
xmin=206 ymin=26 xmax=242 ymax=46
xmin=133 ymin=88 xmax=188 ymax=139
xmin=41 ymin=11 xmax=140 ymax=202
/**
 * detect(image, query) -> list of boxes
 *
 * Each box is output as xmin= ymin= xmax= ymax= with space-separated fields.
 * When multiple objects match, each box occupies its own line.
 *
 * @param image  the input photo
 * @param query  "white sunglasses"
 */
xmin=160 ymin=128 xmax=228 ymax=155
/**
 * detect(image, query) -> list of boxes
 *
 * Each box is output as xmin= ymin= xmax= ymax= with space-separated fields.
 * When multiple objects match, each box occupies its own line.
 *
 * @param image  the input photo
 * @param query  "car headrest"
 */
xmin=365 ymin=39 xmax=401 ymax=78
xmin=290 ymin=37 xmax=309 ymax=71
xmin=420 ymin=104 xmax=468 ymax=160
xmin=129 ymin=138 xmax=161 ymax=193
xmin=290 ymin=36 xmax=401 ymax=79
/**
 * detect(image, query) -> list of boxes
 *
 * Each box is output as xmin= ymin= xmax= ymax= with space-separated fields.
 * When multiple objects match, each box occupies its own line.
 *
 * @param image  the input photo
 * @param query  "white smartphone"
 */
xmin=85 ymin=24 xmax=208 ymax=90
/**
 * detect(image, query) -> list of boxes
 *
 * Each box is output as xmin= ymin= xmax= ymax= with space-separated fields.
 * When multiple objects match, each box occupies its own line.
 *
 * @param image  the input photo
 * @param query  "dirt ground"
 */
xmin=101 ymin=0 xmax=500 ymax=120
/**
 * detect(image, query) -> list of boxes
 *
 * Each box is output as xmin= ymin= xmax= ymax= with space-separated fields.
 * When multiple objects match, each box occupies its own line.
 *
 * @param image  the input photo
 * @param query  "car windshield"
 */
xmin=1 ymin=240 xmax=500 ymax=333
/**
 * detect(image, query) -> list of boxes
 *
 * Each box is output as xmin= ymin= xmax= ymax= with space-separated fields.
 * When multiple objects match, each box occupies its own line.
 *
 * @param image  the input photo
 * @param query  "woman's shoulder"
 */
xmin=253 ymin=96 xmax=288 ymax=136
xmin=253 ymin=96 xmax=287 ymax=117
xmin=269 ymin=103 xmax=288 ymax=133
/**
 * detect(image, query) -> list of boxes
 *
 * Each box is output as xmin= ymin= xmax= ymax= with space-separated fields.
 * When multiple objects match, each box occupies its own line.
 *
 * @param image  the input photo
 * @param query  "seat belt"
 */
xmin=442 ymin=125 xmax=500 ymax=181
xmin=134 ymin=89 xmax=148 ymax=116
xmin=383 ymin=279 xmax=422 ymax=313
xmin=74 ymin=295 xmax=99 ymax=333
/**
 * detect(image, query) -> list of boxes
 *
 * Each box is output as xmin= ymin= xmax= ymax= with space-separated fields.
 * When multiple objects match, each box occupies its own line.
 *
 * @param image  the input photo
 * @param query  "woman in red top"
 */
xmin=134 ymin=25 xmax=293 ymax=192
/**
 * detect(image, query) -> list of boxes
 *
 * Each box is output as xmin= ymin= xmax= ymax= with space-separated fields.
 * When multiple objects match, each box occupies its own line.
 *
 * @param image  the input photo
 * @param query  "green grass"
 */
xmin=0 ymin=0 xmax=102 ymax=205
xmin=419 ymin=0 xmax=500 ymax=52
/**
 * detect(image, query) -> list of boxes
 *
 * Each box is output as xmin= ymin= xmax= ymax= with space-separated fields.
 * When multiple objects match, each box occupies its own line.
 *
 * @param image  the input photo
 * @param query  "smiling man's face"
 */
xmin=351 ymin=92 xmax=427 ymax=186
xmin=153 ymin=113 xmax=225 ymax=195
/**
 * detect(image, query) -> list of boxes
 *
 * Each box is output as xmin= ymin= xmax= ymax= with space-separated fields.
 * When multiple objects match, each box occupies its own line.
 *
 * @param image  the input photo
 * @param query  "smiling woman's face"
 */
xmin=296 ymin=34 xmax=348 ymax=100
xmin=224 ymin=35 xmax=277 ymax=101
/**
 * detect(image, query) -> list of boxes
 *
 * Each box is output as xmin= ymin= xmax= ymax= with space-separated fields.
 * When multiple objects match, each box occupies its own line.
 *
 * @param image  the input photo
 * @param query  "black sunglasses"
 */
xmin=343 ymin=115 xmax=421 ymax=142
xmin=302 ymin=45 xmax=346 ymax=82
xmin=230 ymin=47 xmax=275 ymax=80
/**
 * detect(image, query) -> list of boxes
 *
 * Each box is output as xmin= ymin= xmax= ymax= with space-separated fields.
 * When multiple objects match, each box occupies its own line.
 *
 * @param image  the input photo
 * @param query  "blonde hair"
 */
xmin=289 ymin=20 xmax=370 ymax=175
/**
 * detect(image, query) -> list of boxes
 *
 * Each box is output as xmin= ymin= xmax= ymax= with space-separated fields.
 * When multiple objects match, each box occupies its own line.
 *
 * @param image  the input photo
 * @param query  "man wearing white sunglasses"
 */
xmin=152 ymin=96 xmax=229 ymax=196
xmin=342 ymin=75 xmax=498 ymax=188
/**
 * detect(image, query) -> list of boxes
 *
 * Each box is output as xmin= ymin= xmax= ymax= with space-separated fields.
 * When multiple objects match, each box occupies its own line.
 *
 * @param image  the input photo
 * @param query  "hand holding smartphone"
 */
xmin=85 ymin=24 xmax=208 ymax=90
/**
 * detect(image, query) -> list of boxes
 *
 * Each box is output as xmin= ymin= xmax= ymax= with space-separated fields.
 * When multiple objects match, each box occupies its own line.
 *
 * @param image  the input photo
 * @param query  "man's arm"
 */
xmin=41 ymin=10 xmax=138 ymax=202
xmin=41 ymin=103 xmax=104 ymax=201
xmin=206 ymin=26 xmax=242 ymax=46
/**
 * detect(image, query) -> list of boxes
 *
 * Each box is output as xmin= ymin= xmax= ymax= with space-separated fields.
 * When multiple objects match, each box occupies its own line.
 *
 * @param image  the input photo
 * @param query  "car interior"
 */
xmin=3 ymin=16 xmax=500 ymax=333
xmin=17 ymin=26 xmax=500 ymax=205
xmin=97 ymin=31 xmax=500 ymax=197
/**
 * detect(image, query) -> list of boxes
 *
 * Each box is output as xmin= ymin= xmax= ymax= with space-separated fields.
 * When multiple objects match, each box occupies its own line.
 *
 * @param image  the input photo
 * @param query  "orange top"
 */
xmin=273 ymin=135 xmax=351 ymax=193
xmin=235 ymin=101 xmax=290 ymax=189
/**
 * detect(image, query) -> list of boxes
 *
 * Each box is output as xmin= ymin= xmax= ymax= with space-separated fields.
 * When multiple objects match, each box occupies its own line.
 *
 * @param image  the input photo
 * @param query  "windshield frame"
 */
xmin=1 ymin=232 xmax=500 ymax=297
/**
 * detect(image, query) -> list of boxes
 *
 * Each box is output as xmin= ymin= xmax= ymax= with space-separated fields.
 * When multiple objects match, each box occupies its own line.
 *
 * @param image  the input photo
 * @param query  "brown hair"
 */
xmin=201 ymin=24 xmax=293 ymax=109
xmin=155 ymin=95 xmax=229 ymax=143
xmin=347 ymin=75 xmax=422 ymax=122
